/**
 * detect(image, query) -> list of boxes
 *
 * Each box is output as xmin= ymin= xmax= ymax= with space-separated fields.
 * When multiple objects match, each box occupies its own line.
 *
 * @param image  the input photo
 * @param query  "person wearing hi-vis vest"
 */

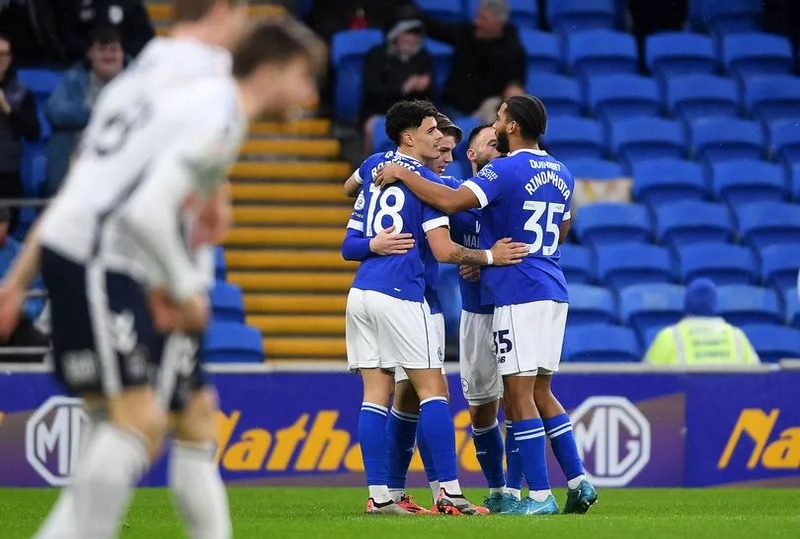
xmin=645 ymin=278 xmax=760 ymax=366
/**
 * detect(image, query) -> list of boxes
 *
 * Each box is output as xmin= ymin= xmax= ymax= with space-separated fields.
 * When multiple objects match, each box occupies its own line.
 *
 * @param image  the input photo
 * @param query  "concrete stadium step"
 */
xmin=240 ymin=139 xmax=340 ymax=158
xmin=250 ymin=119 xmax=331 ymax=137
xmin=231 ymin=183 xmax=346 ymax=203
xmin=225 ymin=227 xmax=343 ymax=248
xmin=232 ymin=206 xmax=351 ymax=226
xmin=147 ymin=3 xmax=285 ymax=24
xmin=264 ymin=337 xmax=346 ymax=358
xmin=229 ymin=272 xmax=354 ymax=292
xmin=226 ymin=250 xmax=354 ymax=271
xmin=231 ymin=162 xmax=351 ymax=181
xmin=249 ymin=315 xmax=344 ymax=335
xmin=244 ymin=294 xmax=346 ymax=314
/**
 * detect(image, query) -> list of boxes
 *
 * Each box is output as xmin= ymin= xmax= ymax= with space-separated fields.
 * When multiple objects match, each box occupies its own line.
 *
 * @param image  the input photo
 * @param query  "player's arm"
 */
xmin=375 ymin=164 xmax=479 ymax=214
xmin=426 ymin=227 xmax=528 ymax=266
xmin=343 ymin=171 xmax=362 ymax=198
xmin=341 ymin=226 xmax=415 ymax=260
xmin=559 ymin=219 xmax=571 ymax=245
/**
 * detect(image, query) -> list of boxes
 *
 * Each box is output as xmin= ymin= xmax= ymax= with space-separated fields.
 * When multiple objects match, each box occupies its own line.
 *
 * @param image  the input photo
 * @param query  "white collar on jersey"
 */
xmin=507 ymin=148 xmax=548 ymax=157
xmin=395 ymin=149 xmax=424 ymax=166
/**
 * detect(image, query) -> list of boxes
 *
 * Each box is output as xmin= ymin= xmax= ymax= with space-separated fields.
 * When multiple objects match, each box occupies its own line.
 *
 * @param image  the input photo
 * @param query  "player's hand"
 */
xmin=0 ymin=281 xmax=25 ymax=340
xmin=490 ymin=237 xmax=529 ymax=266
xmin=374 ymin=164 xmax=406 ymax=189
xmin=177 ymin=292 xmax=210 ymax=333
xmin=149 ymin=287 xmax=181 ymax=333
xmin=369 ymin=225 xmax=415 ymax=255
xmin=459 ymin=264 xmax=480 ymax=282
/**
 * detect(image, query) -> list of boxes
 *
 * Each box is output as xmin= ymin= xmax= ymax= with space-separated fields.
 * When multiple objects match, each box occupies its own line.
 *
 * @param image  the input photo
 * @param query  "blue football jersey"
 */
xmin=348 ymin=151 xmax=449 ymax=302
xmin=462 ymin=149 xmax=574 ymax=307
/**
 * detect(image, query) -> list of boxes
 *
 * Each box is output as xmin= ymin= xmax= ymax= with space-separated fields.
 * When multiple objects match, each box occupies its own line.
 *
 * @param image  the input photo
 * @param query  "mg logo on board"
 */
xmin=572 ymin=396 xmax=651 ymax=487
xmin=25 ymin=396 xmax=87 ymax=486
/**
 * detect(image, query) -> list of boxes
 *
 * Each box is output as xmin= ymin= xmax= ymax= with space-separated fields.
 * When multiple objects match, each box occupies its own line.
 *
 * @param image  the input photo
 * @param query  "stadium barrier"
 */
xmin=0 ymin=362 xmax=798 ymax=488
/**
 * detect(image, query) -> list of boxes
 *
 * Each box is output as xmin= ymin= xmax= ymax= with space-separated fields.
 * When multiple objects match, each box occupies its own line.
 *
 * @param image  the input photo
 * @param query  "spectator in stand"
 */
xmin=45 ymin=25 xmax=125 ymax=195
xmin=419 ymin=0 xmax=525 ymax=123
xmin=306 ymin=0 xmax=402 ymax=41
xmin=645 ymin=279 xmax=760 ymax=366
xmin=0 ymin=206 xmax=47 ymax=362
xmin=361 ymin=6 xmax=434 ymax=154
xmin=0 ymin=32 xmax=40 ymax=233
xmin=51 ymin=0 xmax=154 ymax=62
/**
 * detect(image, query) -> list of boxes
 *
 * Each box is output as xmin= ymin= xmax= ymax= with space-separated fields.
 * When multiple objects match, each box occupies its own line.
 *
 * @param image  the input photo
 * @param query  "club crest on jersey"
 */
xmin=354 ymin=191 xmax=366 ymax=211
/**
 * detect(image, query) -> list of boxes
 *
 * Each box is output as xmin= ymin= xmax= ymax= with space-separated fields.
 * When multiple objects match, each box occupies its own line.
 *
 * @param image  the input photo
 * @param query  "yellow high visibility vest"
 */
xmin=645 ymin=317 xmax=759 ymax=366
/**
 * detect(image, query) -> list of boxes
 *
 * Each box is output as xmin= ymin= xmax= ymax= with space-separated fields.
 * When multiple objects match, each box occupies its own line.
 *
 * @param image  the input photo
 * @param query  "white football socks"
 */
xmin=567 ymin=474 xmax=586 ymax=490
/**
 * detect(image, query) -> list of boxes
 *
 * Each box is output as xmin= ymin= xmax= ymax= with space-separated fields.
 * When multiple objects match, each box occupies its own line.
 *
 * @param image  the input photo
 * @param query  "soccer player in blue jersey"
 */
xmin=342 ymin=100 xmax=528 ymax=515
xmin=375 ymin=95 xmax=598 ymax=515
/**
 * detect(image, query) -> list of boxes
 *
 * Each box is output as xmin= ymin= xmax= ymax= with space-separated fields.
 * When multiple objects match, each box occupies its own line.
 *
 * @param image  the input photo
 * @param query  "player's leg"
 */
xmin=534 ymin=373 xmax=597 ymax=514
xmin=502 ymin=399 xmax=524 ymax=504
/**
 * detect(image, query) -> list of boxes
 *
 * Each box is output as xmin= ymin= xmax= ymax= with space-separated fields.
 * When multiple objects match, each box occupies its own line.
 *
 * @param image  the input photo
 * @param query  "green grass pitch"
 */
xmin=1 ymin=487 xmax=798 ymax=538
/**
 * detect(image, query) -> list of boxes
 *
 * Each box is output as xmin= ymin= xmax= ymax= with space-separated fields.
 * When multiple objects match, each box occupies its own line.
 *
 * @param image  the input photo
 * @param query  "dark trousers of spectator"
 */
xmin=0 ymin=171 xmax=22 ymax=234
xmin=0 ymin=318 xmax=48 ymax=363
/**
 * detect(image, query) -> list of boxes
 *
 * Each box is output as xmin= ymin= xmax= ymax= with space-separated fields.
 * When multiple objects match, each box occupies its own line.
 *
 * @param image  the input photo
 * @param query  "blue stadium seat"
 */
xmin=426 ymin=38 xmax=454 ymax=92
xmin=596 ymin=243 xmax=674 ymax=290
xmin=655 ymin=201 xmax=734 ymax=247
xmin=743 ymin=75 xmax=800 ymax=122
xmin=19 ymin=141 xmax=48 ymax=197
xmin=210 ymin=282 xmax=245 ymax=323
xmin=519 ymin=30 xmax=561 ymax=74
xmin=567 ymin=158 xmax=625 ymax=179
xmin=562 ymin=324 xmax=641 ymax=362
xmin=716 ymin=285 xmax=783 ymax=325
xmin=633 ymin=159 xmax=709 ymax=207
xmin=766 ymin=118 xmax=800 ymax=164
xmin=586 ymin=74 xmax=661 ymax=122
xmin=566 ymin=30 xmax=638 ymax=78
xmin=664 ymin=74 xmax=740 ymax=121
xmin=645 ymin=32 xmax=718 ymax=79
xmin=619 ymin=283 xmax=685 ymax=343
xmin=203 ymin=322 xmax=264 ymax=363
xmin=789 ymin=163 xmax=800 ymax=200
xmin=371 ymin=116 xmax=393 ymax=154
xmin=548 ymin=0 xmax=618 ymax=33
xmin=741 ymin=324 xmax=800 ymax=363
xmin=689 ymin=118 xmax=765 ymax=164
xmin=332 ymin=29 xmax=383 ymax=123
xmin=526 ymin=74 xmax=583 ymax=117
xmin=759 ymin=246 xmax=800 ymax=293
xmin=17 ymin=68 xmax=63 ymax=100
xmin=470 ymin=0 xmax=539 ymax=29
xmin=721 ymin=33 xmax=793 ymax=78
xmin=737 ymin=201 xmax=800 ymax=248
xmin=567 ymin=284 xmax=616 ymax=326
xmin=417 ymin=0 xmax=464 ymax=22
xmin=559 ymin=244 xmax=594 ymax=283
xmin=610 ymin=118 xmax=686 ymax=167
xmin=214 ymin=246 xmax=226 ymax=281
xmin=710 ymin=160 xmax=788 ymax=206
xmin=574 ymin=203 xmax=652 ymax=247
xmin=677 ymin=243 xmax=758 ymax=285
xmin=452 ymin=115 xmax=482 ymax=158
xmin=786 ymin=288 xmax=800 ymax=327
xmin=691 ymin=0 xmax=763 ymax=34
xmin=542 ymin=116 xmax=605 ymax=162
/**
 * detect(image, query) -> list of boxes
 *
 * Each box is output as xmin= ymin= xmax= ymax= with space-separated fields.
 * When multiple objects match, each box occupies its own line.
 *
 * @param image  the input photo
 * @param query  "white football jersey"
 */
xmin=40 ymin=37 xmax=247 ymax=301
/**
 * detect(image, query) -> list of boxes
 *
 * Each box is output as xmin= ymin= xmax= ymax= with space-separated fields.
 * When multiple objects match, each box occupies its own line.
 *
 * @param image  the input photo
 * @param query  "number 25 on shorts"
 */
xmin=493 ymin=329 xmax=513 ymax=363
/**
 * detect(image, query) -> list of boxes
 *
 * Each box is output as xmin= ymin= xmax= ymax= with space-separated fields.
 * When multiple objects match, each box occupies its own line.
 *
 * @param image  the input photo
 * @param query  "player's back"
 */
xmin=350 ymin=151 xmax=448 ymax=303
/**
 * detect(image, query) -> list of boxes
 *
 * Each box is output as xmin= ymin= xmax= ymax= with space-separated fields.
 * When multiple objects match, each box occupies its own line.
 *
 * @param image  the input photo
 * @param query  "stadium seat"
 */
xmin=759 ymin=246 xmax=800 ymax=293
xmin=566 ymin=158 xmax=625 ymax=179
xmin=453 ymin=115 xmax=482 ymax=159
xmin=741 ymin=324 xmax=800 ymax=363
xmin=426 ymin=39 xmax=455 ymax=92
xmin=655 ymin=201 xmax=734 ymax=248
xmin=743 ymin=75 xmax=800 ymax=122
xmin=566 ymin=30 xmax=638 ymax=78
xmin=677 ymin=243 xmax=759 ymax=285
xmin=721 ymin=32 xmax=793 ymax=79
xmin=371 ymin=116 xmax=393 ymax=154
xmin=586 ymin=74 xmax=661 ymax=122
xmin=417 ymin=0 xmax=464 ymax=22
xmin=789 ymin=163 xmax=800 ymax=200
xmin=567 ymin=284 xmax=616 ymax=326
xmin=210 ymin=282 xmax=245 ymax=322
xmin=203 ymin=322 xmax=264 ymax=363
xmin=16 ymin=68 xmax=63 ymax=100
xmin=689 ymin=118 xmax=765 ymax=164
xmin=559 ymin=244 xmax=594 ymax=283
xmin=19 ymin=141 xmax=48 ymax=197
xmin=214 ymin=246 xmax=227 ymax=281
xmin=766 ymin=118 xmax=800 ymax=164
xmin=610 ymin=118 xmax=686 ymax=167
xmin=619 ymin=283 xmax=685 ymax=343
xmin=645 ymin=32 xmax=718 ymax=79
xmin=574 ymin=203 xmax=652 ymax=247
xmin=691 ymin=0 xmax=763 ymax=34
xmin=562 ymin=324 xmax=641 ymax=363
xmin=632 ymin=159 xmax=709 ymax=207
xmin=542 ymin=116 xmax=605 ymax=162
xmin=786 ymin=288 xmax=800 ymax=327
xmin=332 ymin=29 xmax=383 ymax=123
xmin=471 ymin=0 xmax=539 ymax=29
xmin=519 ymin=30 xmax=561 ymax=74
xmin=596 ymin=243 xmax=674 ymax=290
xmin=664 ymin=75 xmax=740 ymax=121
xmin=547 ymin=0 xmax=618 ymax=33
xmin=716 ymin=285 xmax=783 ymax=325
xmin=710 ymin=160 xmax=788 ymax=206
xmin=526 ymin=74 xmax=583 ymax=117
xmin=737 ymin=201 xmax=800 ymax=248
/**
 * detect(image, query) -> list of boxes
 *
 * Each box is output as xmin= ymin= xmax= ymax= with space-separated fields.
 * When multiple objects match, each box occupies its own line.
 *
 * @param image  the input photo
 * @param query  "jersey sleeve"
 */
xmin=341 ymin=228 xmax=373 ymax=261
xmin=462 ymin=161 xmax=505 ymax=209
xmin=347 ymin=189 xmax=366 ymax=233
xmin=422 ymin=203 xmax=449 ymax=233
xmin=563 ymin=166 xmax=576 ymax=221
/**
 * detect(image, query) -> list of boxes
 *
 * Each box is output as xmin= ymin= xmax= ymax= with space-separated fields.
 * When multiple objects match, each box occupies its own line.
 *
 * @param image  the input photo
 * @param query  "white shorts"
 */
xmin=395 ymin=312 xmax=446 ymax=382
xmin=459 ymin=311 xmax=502 ymax=406
xmin=346 ymin=289 xmax=442 ymax=373
xmin=493 ymin=300 xmax=568 ymax=377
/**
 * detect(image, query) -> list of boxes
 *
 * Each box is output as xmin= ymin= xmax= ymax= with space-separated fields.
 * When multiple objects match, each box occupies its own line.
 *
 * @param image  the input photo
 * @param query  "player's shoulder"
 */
xmin=439 ymin=175 xmax=462 ymax=189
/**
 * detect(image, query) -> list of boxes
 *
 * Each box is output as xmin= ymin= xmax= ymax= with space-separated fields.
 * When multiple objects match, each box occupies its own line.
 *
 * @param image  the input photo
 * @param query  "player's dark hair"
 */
xmin=385 ymin=99 xmax=439 ymax=145
xmin=232 ymin=17 xmax=327 ymax=79
xmin=172 ymin=0 xmax=247 ymax=23
xmin=0 ymin=32 xmax=10 ymax=47
xmin=504 ymin=95 xmax=547 ymax=141
xmin=467 ymin=124 xmax=493 ymax=149
xmin=90 ymin=25 xmax=122 ymax=45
